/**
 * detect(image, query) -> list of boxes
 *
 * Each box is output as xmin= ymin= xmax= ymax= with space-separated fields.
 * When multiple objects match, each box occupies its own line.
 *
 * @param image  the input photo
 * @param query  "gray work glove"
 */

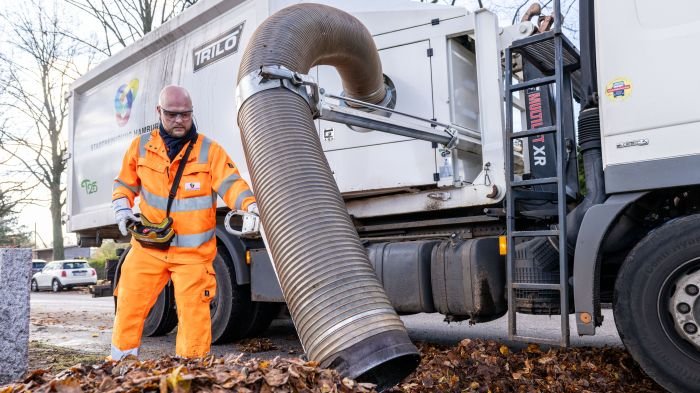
xmin=113 ymin=197 xmax=140 ymax=236
xmin=241 ymin=203 xmax=260 ymax=238
xmin=247 ymin=202 xmax=259 ymax=216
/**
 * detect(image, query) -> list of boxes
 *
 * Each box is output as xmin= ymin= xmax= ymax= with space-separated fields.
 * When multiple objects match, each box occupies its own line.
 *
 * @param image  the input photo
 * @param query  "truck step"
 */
xmin=511 ymin=177 xmax=558 ymax=187
xmin=510 ymin=30 xmax=582 ymax=101
xmin=511 ymin=230 xmax=559 ymax=237
xmin=511 ymin=335 xmax=567 ymax=347
xmin=508 ymin=125 xmax=557 ymax=139
xmin=509 ymin=75 xmax=556 ymax=92
xmin=511 ymin=282 xmax=561 ymax=290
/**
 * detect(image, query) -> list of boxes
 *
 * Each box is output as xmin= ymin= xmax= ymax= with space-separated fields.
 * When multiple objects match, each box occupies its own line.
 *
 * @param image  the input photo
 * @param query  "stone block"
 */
xmin=0 ymin=248 xmax=31 ymax=385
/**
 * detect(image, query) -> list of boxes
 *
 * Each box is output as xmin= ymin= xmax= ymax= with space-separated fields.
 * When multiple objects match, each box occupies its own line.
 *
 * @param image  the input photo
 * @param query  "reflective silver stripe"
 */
xmin=111 ymin=344 xmax=138 ymax=360
xmin=171 ymin=229 xmax=215 ymax=248
xmin=113 ymin=178 xmax=140 ymax=194
xmin=138 ymin=133 xmax=150 ymax=157
xmin=141 ymin=188 xmax=214 ymax=212
xmin=234 ymin=189 xmax=254 ymax=210
xmin=199 ymin=137 xmax=212 ymax=164
xmin=217 ymin=173 xmax=241 ymax=199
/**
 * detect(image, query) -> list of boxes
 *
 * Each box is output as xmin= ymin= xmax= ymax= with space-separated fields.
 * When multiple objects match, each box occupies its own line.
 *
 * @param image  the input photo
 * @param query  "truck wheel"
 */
xmin=52 ymin=279 xmax=63 ymax=292
xmin=614 ymin=215 xmax=700 ymax=392
xmin=211 ymin=248 xmax=280 ymax=343
xmin=113 ymin=246 xmax=179 ymax=337
xmin=210 ymin=252 xmax=248 ymax=343
xmin=245 ymin=302 xmax=283 ymax=338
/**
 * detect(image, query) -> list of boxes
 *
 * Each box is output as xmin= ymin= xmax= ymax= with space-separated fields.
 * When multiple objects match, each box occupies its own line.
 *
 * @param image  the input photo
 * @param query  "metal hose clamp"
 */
xmin=236 ymin=65 xmax=321 ymax=117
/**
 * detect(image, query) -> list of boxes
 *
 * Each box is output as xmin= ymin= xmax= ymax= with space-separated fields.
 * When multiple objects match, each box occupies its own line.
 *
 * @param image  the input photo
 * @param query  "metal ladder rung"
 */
xmin=505 ymin=0 xmax=571 ymax=348
xmin=511 ymin=335 xmax=565 ymax=347
xmin=509 ymin=126 xmax=557 ymax=139
xmin=511 ymin=177 xmax=558 ymax=187
xmin=511 ymin=230 xmax=559 ymax=237
xmin=509 ymin=30 xmax=555 ymax=50
xmin=512 ymin=190 xmax=558 ymax=202
xmin=512 ymin=282 xmax=562 ymax=290
xmin=509 ymin=76 xmax=556 ymax=92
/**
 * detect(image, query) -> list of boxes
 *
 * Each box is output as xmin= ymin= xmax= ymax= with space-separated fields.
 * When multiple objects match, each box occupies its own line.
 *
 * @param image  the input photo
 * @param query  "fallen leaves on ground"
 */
xmin=30 ymin=316 xmax=63 ymax=327
xmin=237 ymin=338 xmax=278 ymax=353
xmin=2 ymin=339 xmax=666 ymax=393
xmin=1 ymin=355 xmax=377 ymax=393
xmin=389 ymin=339 xmax=665 ymax=393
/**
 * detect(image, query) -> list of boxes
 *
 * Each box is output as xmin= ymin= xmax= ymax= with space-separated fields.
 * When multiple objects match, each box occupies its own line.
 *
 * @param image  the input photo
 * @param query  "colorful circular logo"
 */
xmin=114 ymin=79 xmax=139 ymax=126
xmin=605 ymin=78 xmax=632 ymax=101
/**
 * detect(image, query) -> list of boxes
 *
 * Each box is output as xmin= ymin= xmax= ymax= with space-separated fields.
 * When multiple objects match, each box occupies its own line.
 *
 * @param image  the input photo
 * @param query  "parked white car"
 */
xmin=31 ymin=260 xmax=97 ymax=292
xmin=31 ymin=259 xmax=47 ymax=275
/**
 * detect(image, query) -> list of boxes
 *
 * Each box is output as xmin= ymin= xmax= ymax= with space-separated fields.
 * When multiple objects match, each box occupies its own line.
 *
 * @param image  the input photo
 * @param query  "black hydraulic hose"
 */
xmin=567 ymin=107 xmax=605 ymax=249
xmin=236 ymin=4 xmax=419 ymax=390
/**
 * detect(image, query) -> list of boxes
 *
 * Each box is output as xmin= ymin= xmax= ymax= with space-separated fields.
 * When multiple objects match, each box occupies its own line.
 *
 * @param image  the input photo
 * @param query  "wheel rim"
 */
xmin=659 ymin=256 xmax=700 ymax=359
xmin=53 ymin=281 xmax=58 ymax=291
xmin=32 ymin=281 xmax=37 ymax=291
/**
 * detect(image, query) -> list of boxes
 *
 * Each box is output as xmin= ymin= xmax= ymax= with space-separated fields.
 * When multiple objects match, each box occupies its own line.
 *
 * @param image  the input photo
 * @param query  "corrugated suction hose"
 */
xmin=236 ymin=3 xmax=419 ymax=390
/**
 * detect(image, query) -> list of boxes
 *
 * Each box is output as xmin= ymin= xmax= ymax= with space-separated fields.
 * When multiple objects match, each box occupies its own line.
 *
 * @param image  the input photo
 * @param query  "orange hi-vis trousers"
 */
xmin=111 ymin=247 xmax=216 ymax=359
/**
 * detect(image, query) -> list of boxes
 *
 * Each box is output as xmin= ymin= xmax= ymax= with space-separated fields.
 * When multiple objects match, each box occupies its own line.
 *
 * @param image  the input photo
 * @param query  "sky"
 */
xmin=1 ymin=0 xmax=578 ymax=250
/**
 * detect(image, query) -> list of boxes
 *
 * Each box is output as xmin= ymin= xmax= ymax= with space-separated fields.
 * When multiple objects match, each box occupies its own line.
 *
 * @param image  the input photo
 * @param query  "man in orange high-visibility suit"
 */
xmin=110 ymin=85 xmax=258 ymax=359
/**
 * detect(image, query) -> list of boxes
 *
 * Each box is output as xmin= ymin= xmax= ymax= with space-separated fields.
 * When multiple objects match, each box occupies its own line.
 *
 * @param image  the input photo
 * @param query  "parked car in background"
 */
xmin=31 ymin=259 xmax=47 ymax=275
xmin=31 ymin=260 xmax=97 ymax=292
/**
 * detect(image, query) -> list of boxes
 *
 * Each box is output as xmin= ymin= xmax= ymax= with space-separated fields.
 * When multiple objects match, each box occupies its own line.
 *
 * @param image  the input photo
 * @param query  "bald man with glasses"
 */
xmin=110 ymin=85 xmax=259 ymax=359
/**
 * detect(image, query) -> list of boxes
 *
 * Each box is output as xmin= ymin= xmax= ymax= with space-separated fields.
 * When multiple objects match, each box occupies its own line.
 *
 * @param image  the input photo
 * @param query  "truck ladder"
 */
xmin=503 ymin=0 xmax=580 ymax=347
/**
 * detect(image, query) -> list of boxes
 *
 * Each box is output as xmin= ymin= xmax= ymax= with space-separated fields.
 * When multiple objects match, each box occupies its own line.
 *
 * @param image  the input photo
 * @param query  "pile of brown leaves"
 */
xmin=1 ymin=339 xmax=665 ymax=393
xmin=390 ymin=339 xmax=664 ymax=393
xmin=1 ymin=356 xmax=376 ymax=393
xmin=237 ymin=338 xmax=278 ymax=353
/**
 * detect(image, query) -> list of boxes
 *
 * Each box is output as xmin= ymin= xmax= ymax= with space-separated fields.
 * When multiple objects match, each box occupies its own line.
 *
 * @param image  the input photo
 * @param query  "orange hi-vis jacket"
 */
xmin=112 ymin=129 xmax=255 ymax=264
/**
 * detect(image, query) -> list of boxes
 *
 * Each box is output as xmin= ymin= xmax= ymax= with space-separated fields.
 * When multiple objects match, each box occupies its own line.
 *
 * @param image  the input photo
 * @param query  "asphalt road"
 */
xmin=29 ymin=290 xmax=622 ymax=360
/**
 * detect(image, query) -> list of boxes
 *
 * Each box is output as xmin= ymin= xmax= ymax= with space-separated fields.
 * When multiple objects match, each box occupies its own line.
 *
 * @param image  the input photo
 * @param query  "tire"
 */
xmin=211 ymin=247 xmax=281 ymax=343
xmin=31 ymin=279 xmax=39 ymax=292
xmin=614 ymin=215 xmax=700 ymax=393
xmin=51 ymin=279 xmax=63 ymax=292
xmin=210 ymin=252 xmax=245 ymax=343
xmin=245 ymin=302 xmax=283 ymax=338
xmin=113 ymin=246 xmax=179 ymax=337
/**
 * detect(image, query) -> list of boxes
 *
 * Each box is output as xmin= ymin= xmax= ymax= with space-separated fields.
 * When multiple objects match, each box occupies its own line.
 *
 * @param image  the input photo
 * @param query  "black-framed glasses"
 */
xmin=160 ymin=108 xmax=193 ymax=120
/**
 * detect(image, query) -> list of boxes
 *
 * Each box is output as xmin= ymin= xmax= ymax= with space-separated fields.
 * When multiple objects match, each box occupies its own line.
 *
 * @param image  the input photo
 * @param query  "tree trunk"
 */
xmin=51 ymin=188 xmax=64 ymax=260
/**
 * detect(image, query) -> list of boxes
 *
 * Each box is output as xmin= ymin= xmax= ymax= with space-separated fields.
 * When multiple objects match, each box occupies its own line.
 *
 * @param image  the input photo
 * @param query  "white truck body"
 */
xmin=596 ymin=0 xmax=700 ymax=169
xmin=67 ymin=0 xmax=534 ymax=236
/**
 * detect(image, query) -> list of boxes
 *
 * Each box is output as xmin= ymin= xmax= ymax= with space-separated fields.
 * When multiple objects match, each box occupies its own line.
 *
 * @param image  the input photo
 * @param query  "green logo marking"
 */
xmin=81 ymin=179 xmax=98 ymax=195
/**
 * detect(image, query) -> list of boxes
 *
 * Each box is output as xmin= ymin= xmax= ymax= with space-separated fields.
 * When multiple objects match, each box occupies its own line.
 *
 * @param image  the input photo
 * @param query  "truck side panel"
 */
xmin=596 ymin=0 xmax=700 ymax=192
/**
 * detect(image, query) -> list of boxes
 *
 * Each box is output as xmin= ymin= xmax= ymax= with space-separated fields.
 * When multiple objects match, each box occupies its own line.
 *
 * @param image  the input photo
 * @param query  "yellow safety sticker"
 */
xmin=605 ymin=77 xmax=632 ymax=101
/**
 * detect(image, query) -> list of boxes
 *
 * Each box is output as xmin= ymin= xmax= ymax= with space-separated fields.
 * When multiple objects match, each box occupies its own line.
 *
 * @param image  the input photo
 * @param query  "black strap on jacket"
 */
xmin=166 ymin=136 xmax=197 ymax=216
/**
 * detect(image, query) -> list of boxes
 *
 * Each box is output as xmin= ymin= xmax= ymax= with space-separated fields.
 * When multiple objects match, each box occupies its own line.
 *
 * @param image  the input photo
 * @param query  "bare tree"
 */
xmin=0 ymin=186 xmax=32 ymax=248
xmin=65 ymin=0 xmax=199 ymax=55
xmin=0 ymin=2 xmax=96 ymax=259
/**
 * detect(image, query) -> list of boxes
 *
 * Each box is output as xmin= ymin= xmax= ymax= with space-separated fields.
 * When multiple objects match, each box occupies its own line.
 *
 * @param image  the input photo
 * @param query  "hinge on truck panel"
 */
xmin=427 ymin=48 xmax=433 ymax=57
xmin=433 ymin=173 xmax=440 ymax=182
xmin=431 ymin=18 xmax=440 ymax=26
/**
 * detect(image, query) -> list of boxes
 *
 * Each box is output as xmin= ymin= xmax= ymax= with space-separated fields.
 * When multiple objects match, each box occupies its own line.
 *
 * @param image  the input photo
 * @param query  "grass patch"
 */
xmin=29 ymin=341 xmax=104 ymax=372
